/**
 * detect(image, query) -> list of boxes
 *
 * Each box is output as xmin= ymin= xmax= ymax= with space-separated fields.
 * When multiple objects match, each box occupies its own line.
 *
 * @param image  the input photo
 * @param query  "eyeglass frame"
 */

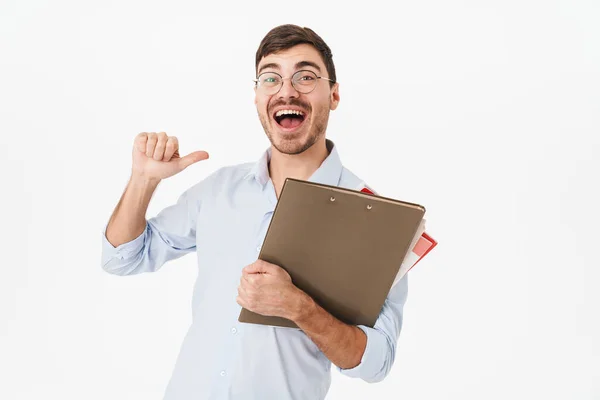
xmin=253 ymin=69 xmax=336 ymax=95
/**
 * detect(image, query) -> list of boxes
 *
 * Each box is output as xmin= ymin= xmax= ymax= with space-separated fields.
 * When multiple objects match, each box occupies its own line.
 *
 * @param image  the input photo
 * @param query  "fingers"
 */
xmin=163 ymin=136 xmax=179 ymax=161
xmin=241 ymin=274 xmax=254 ymax=288
xmin=137 ymin=132 xmax=180 ymax=162
xmin=236 ymin=294 xmax=247 ymax=308
xmin=243 ymin=261 xmax=261 ymax=274
xmin=143 ymin=133 xmax=155 ymax=158
xmin=243 ymin=260 xmax=275 ymax=275
xmin=237 ymin=277 xmax=251 ymax=307
xmin=152 ymin=132 xmax=168 ymax=161
xmin=134 ymin=132 xmax=148 ymax=153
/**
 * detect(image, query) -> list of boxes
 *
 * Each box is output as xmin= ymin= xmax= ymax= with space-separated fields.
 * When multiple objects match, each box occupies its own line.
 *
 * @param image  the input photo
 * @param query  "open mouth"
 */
xmin=273 ymin=109 xmax=306 ymax=130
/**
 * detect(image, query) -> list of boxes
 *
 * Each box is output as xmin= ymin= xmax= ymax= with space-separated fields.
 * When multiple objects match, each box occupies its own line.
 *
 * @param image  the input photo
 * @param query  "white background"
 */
xmin=1 ymin=0 xmax=599 ymax=399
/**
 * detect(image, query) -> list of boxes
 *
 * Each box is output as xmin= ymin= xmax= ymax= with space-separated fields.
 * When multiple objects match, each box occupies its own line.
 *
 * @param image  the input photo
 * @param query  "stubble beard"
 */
xmin=259 ymin=103 xmax=330 ymax=156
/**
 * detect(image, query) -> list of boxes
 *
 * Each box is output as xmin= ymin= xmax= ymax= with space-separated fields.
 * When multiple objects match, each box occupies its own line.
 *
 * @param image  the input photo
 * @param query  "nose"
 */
xmin=277 ymin=78 xmax=300 ymax=99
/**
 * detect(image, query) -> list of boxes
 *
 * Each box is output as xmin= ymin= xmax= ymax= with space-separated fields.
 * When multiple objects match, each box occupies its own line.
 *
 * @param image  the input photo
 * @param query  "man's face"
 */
xmin=255 ymin=43 xmax=340 ymax=155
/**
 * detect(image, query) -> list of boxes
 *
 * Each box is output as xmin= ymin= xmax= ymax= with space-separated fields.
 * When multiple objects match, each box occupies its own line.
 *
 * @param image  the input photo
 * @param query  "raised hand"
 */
xmin=131 ymin=131 xmax=209 ymax=181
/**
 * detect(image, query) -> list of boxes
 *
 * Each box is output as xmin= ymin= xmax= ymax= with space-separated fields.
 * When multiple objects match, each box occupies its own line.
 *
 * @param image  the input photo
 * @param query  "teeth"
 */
xmin=275 ymin=109 xmax=305 ymax=117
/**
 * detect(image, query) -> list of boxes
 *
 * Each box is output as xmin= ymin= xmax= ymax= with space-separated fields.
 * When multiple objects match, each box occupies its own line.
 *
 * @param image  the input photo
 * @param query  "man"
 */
xmin=101 ymin=24 xmax=409 ymax=400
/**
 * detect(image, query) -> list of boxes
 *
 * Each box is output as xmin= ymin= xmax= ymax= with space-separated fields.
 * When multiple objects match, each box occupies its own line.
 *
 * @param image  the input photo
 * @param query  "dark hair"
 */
xmin=255 ymin=24 xmax=336 ymax=87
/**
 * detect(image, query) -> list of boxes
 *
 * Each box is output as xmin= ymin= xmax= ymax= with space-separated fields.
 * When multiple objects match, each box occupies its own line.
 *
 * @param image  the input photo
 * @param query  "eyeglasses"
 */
xmin=253 ymin=70 xmax=335 ymax=95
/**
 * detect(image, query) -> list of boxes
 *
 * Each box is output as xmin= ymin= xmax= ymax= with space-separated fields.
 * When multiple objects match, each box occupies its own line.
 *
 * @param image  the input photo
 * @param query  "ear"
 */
xmin=329 ymin=82 xmax=340 ymax=111
xmin=254 ymin=86 xmax=258 ymax=105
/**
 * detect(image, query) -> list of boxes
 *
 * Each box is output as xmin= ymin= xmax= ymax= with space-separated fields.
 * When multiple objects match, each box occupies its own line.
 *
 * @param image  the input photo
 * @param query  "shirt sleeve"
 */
xmin=101 ymin=184 xmax=200 ymax=276
xmin=337 ymin=273 xmax=409 ymax=382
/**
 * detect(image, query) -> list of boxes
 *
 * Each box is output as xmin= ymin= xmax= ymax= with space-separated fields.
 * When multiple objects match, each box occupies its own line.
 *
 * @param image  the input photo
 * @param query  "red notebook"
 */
xmin=358 ymin=183 xmax=437 ymax=287
xmin=391 ymin=225 xmax=437 ymax=287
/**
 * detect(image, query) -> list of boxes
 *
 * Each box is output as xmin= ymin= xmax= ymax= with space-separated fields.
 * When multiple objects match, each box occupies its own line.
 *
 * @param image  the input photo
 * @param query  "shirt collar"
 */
xmin=245 ymin=139 xmax=343 ymax=188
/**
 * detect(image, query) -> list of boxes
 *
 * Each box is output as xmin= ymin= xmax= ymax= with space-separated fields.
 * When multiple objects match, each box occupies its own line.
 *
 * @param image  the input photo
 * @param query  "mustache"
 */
xmin=268 ymin=99 xmax=311 ymax=115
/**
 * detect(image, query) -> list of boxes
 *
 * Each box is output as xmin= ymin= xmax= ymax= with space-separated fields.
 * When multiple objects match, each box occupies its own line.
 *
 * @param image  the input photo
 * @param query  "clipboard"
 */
xmin=238 ymin=178 xmax=425 ymax=329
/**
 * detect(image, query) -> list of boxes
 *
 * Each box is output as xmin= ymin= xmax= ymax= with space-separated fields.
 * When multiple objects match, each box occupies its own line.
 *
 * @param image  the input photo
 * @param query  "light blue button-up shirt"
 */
xmin=101 ymin=139 xmax=409 ymax=400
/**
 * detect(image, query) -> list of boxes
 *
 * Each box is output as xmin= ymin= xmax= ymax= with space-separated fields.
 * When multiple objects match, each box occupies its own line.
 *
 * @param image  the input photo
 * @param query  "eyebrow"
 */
xmin=257 ymin=60 xmax=323 ymax=75
xmin=295 ymin=61 xmax=322 ymax=73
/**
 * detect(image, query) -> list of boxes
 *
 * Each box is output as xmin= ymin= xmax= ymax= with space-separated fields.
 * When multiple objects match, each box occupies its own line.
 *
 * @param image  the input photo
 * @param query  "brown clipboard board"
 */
xmin=238 ymin=178 xmax=425 ymax=329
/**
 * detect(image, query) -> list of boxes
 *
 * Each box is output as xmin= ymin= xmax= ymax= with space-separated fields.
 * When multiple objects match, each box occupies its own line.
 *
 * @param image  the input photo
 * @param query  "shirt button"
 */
xmin=256 ymin=245 xmax=261 ymax=252
xmin=220 ymin=370 xmax=226 ymax=377
xmin=231 ymin=327 xmax=237 ymax=334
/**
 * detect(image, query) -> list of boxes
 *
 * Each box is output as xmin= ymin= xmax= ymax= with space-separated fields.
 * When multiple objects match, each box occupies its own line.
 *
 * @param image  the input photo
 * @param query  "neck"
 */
xmin=268 ymin=137 xmax=329 ymax=197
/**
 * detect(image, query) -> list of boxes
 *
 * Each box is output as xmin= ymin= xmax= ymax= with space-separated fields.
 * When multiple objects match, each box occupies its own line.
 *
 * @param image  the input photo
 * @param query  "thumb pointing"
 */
xmin=179 ymin=151 xmax=209 ymax=170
